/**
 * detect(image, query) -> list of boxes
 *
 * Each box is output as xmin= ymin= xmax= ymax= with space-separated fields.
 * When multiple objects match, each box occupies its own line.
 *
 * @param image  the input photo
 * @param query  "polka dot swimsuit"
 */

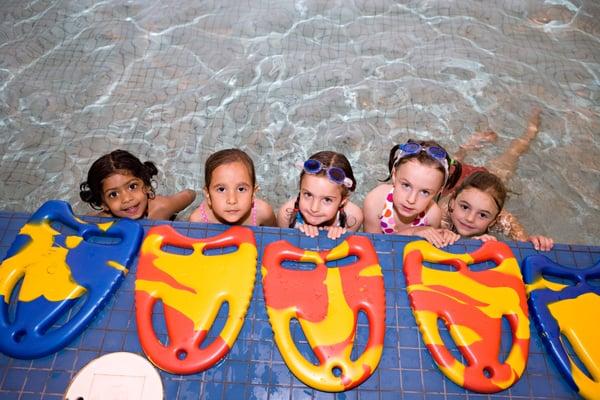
xmin=379 ymin=189 xmax=428 ymax=234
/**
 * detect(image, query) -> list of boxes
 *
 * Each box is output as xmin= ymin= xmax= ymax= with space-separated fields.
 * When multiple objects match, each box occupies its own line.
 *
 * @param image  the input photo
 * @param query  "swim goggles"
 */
xmin=393 ymin=142 xmax=449 ymax=180
xmin=303 ymin=159 xmax=354 ymax=188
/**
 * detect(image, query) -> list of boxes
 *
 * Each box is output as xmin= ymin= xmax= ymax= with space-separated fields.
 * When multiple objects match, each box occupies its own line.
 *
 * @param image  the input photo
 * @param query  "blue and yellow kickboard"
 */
xmin=523 ymin=255 xmax=600 ymax=399
xmin=0 ymin=200 xmax=143 ymax=359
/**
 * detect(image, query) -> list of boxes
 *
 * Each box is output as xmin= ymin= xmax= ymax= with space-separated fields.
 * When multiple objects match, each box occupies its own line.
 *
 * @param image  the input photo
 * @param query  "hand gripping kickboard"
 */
xmin=262 ymin=235 xmax=385 ymax=392
xmin=523 ymin=255 xmax=600 ymax=399
xmin=402 ymin=240 xmax=530 ymax=393
xmin=0 ymin=200 xmax=143 ymax=358
xmin=135 ymin=225 xmax=257 ymax=374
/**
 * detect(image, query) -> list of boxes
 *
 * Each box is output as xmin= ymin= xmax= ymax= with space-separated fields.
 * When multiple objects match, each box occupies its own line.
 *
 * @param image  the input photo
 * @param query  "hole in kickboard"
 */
xmin=176 ymin=348 xmax=188 ymax=360
xmin=202 ymin=245 xmax=239 ymax=256
xmin=483 ymin=366 xmax=494 ymax=378
xmin=44 ymin=291 xmax=90 ymax=336
xmin=281 ymin=260 xmax=317 ymax=271
xmin=152 ymin=299 xmax=169 ymax=347
xmin=422 ymin=259 xmax=496 ymax=272
xmin=7 ymin=276 xmax=24 ymax=324
xmin=436 ymin=317 xmax=464 ymax=363
xmin=82 ymin=232 xmax=122 ymax=246
xmin=350 ymin=310 xmax=369 ymax=362
xmin=200 ymin=301 xmax=229 ymax=349
xmin=289 ymin=317 xmax=319 ymax=366
xmin=160 ymin=243 xmax=194 ymax=256
xmin=50 ymin=220 xmax=79 ymax=237
xmin=13 ymin=329 xmax=27 ymax=343
xmin=540 ymin=272 xmax=578 ymax=287
xmin=498 ymin=316 xmax=514 ymax=365
xmin=561 ymin=332 xmax=594 ymax=381
xmin=332 ymin=365 xmax=343 ymax=377
xmin=325 ymin=255 xmax=358 ymax=268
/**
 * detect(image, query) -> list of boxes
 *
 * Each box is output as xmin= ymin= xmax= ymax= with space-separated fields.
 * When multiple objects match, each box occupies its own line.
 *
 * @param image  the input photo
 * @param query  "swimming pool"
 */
xmin=0 ymin=0 xmax=598 ymax=245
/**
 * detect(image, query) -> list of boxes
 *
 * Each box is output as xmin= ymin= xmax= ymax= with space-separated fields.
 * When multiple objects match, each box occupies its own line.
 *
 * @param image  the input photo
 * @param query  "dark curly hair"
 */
xmin=79 ymin=149 xmax=158 ymax=210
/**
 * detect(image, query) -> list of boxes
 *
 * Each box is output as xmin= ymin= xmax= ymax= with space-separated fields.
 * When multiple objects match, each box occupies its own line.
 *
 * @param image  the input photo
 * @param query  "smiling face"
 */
xmin=449 ymin=187 xmax=500 ymax=237
xmin=205 ymin=161 xmax=255 ymax=224
xmin=101 ymin=172 xmax=150 ymax=219
xmin=391 ymin=159 xmax=444 ymax=221
xmin=298 ymin=174 xmax=345 ymax=226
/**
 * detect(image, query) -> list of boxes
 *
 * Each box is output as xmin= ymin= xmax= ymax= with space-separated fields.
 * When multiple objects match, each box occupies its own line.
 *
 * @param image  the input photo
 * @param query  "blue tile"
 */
xmin=2 ymin=368 xmax=27 ymax=391
xmin=44 ymin=370 xmax=71 ymax=394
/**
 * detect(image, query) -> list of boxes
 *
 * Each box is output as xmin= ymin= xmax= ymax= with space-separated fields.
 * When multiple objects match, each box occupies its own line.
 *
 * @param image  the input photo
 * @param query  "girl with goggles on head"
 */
xmin=277 ymin=151 xmax=363 ymax=239
xmin=363 ymin=139 xmax=462 ymax=248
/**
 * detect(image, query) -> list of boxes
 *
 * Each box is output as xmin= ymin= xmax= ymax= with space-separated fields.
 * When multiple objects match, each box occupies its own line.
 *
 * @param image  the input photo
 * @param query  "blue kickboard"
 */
xmin=522 ymin=254 xmax=600 ymax=399
xmin=0 ymin=201 xmax=143 ymax=359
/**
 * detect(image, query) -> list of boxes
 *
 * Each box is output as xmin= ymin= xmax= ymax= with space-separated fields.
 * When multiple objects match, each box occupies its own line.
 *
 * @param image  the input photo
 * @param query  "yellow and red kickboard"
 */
xmin=402 ymin=241 xmax=530 ymax=393
xmin=135 ymin=225 xmax=257 ymax=374
xmin=262 ymin=235 xmax=385 ymax=392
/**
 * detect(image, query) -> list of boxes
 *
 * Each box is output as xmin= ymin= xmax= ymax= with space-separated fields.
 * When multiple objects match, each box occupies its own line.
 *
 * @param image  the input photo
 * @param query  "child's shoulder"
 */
xmin=364 ymin=183 xmax=393 ymax=204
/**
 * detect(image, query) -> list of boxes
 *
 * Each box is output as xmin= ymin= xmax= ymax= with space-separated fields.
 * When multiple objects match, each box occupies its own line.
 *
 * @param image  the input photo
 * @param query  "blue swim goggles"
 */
xmin=303 ymin=159 xmax=354 ymax=189
xmin=393 ymin=142 xmax=449 ymax=180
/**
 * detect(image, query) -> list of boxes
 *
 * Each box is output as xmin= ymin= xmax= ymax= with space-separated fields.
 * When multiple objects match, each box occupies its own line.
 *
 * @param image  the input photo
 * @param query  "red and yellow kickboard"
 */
xmin=403 ymin=241 xmax=530 ymax=393
xmin=262 ymin=235 xmax=385 ymax=392
xmin=135 ymin=225 xmax=257 ymax=374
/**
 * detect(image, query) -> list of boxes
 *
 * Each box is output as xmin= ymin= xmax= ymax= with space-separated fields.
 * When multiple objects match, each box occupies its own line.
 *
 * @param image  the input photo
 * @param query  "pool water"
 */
xmin=0 ymin=0 xmax=598 ymax=244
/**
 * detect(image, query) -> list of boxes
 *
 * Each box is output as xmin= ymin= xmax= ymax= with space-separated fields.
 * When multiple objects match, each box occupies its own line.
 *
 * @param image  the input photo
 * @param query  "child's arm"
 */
xmin=491 ymin=210 xmax=554 ymax=251
xmin=276 ymin=198 xmax=295 ymax=228
xmin=362 ymin=185 xmax=389 ymax=233
xmin=343 ymin=201 xmax=364 ymax=232
xmin=149 ymin=189 xmax=196 ymax=220
xmin=255 ymin=198 xmax=277 ymax=226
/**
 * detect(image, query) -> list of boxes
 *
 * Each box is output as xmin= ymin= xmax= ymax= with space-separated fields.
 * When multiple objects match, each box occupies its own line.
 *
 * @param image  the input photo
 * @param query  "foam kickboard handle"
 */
xmin=135 ymin=225 xmax=257 ymax=374
xmin=402 ymin=240 xmax=530 ymax=393
xmin=0 ymin=200 xmax=143 ymax=359
xmin=262 ymin=235 xmax=385 ymax=392
xmin=523 ymin=255 xmax=600 ymax=400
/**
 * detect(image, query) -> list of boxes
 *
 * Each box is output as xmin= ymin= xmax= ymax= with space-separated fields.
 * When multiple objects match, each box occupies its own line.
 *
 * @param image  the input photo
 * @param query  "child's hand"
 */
xmin=414 ymin=227 xmax=455 ymax=248
xmin=298 ymin=223 xmax=320 ymax=238
xmin=442 ymin=230 xmax=461 ymax=246
xmin=473 ymin=234 xmax=498 ymax=242
xmin=528 ymin=235 xmax=554 ymax=251
xmin=323 ymin=225 xmax=347 ymax=240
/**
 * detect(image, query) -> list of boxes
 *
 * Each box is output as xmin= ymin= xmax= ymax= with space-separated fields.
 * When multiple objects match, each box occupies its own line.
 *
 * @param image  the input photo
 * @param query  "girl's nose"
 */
xmin=465 ymin=211 xmax=476 ymax=222
xmin=309 ymin=199 xmax=320 ymax=212
xmin=226 ymin=192 xmax=237 ymax=204
xmin=406 ymin=190 xmax=417 ymax=204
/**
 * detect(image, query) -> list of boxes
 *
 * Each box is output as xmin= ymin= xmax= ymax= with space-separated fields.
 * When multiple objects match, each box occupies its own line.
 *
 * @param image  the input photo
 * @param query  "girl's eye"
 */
xmin=420 ymin=190 xmax=430 ymax=197
xmin=302 ymin=192 xmax=312 ymax=199
xmin=460 ymin=204 xmax=469 ymax=210
xmin=479 ymin=212 xmax=491 ymax=219
xmin=129 ymin=183 xmax=138 ymax=190
xmin=215 ymin=186 xmax=226 ymax=193
xmin=237 ymin=186 xmax=248 ymax=192
xmin=323 ymin=197 xmax=333 ymax=204
xmin=107 ymin=191 xmax=118 ymax=199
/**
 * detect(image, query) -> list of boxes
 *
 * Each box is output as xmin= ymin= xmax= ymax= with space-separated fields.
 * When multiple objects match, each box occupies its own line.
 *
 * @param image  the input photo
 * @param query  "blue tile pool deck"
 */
xmin=0 ymin=210 xmax=598 ymax=399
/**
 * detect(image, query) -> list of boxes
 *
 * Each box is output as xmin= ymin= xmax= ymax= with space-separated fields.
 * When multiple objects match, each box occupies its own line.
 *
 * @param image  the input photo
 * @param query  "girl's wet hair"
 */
xmin=79 ymin=149 xmax=158 ymax=210
xmin=289 ymin=150 xmax=357 ymax=228
xmin=452 ymin=170 xmax=507 ymax=215
xmin=383 ymin=139 xmax=462 ymax=191
xmin=205 ymin=148 xmax=256 ymax=188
